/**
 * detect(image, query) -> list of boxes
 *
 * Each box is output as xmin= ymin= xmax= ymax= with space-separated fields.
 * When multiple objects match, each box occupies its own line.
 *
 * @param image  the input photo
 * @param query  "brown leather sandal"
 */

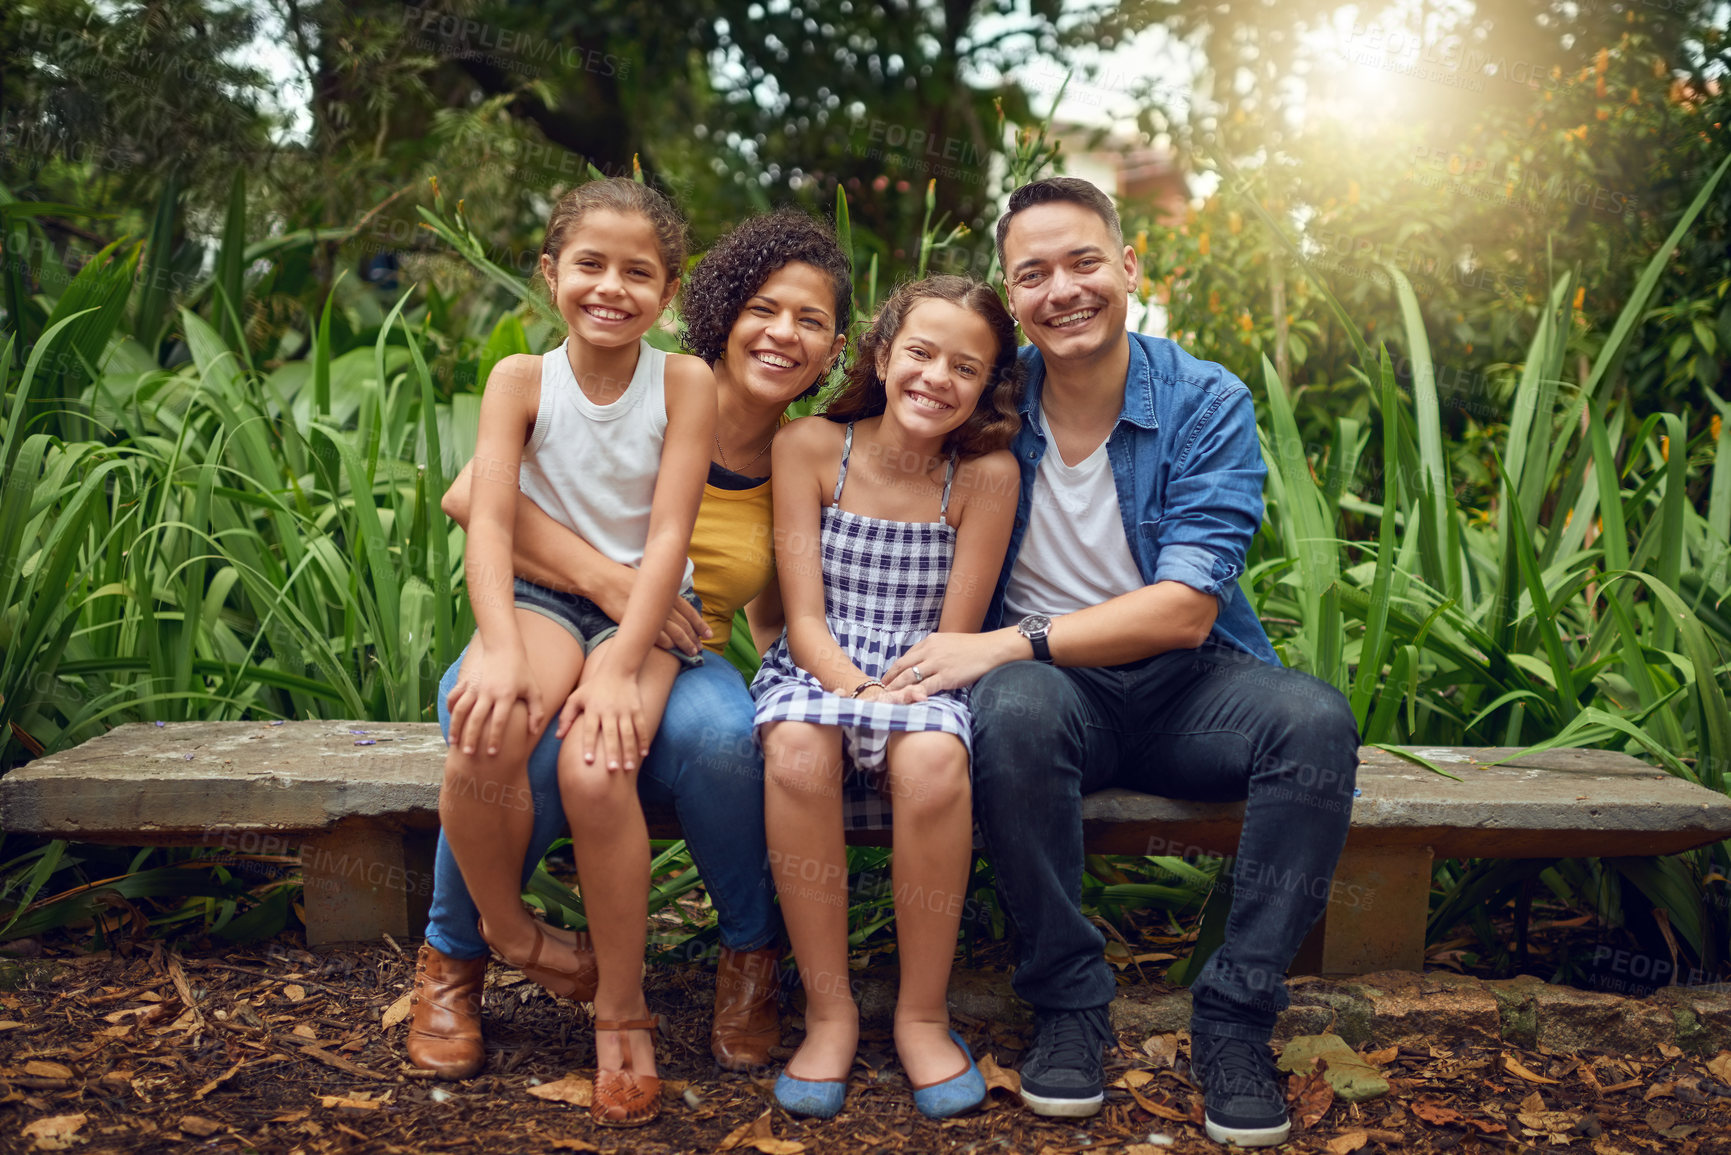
xmin=476 ymin=916 xmax=598 ymax=1002
xmin=591 ymin=1017 xmax=662 ymax=1128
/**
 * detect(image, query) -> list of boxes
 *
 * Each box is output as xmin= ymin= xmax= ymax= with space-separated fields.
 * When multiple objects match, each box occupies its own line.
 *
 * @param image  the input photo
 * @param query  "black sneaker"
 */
xmin=1192 ymin=1033 xmax=1291 ymax=1148
xmin=1018 ymin=1005 xmax=1112 ymax=1117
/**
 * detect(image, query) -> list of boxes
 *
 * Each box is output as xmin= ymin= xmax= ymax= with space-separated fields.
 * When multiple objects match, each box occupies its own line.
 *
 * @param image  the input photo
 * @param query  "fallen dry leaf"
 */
xmin=1325 ymin=1130 xmax=1369 ymax=1155
xmin=720 ymin=1110 xmax=779 ymax=1151
xmin=1657 ymin=1043 xmax=1682 ymax=1060
xmin=1141 ymin=1033 xmax=1179 ymax=1068
xmin=1519 ymin=1109 xmax=1583 ymax=1132
xmin=268 ymin=1110 xmax=310 ymax=1124
xmin=21 ymin=1113 xmax=85 ymax=1150
xmin=1413 ymin=1100 xmax=1463 ymax=1126
xmin=978 ymin=1051 xmax=1020 ymax=1098
xmin=318 ymin=1095 xmax=382 ymax=1112
xmin=742 ymin=1142 xmax=805 ymax=1154
xmin=526 ymin=1075 xmax=594 ymax=1106
xmin=1520 ymin=1090 xmax=1547 ymax=1113
xmin=291 ymin=1023 xmax=318 ymax=1040
xmin=179 ymin=1115 xmax=223 ymax=1136
xmin=381 ymin=988 xmax=413 ymax=1029
xmin=1645 ymin=1106 xmax=1698 ymax=1140
xmin=192 ymin=1060 xmax=244 ymax=1100
xmin=23 ymin=1060 xmax=72 ymax=1080
xmin=1289 ymin=1068 xmax=1334 ymax=1130
xmin=1126 ymin=1082 xmax=1189 ymax=1122
xmin=283 ymin=983 xmax=307 ymax=1002
xmin=1706 ymin=1051 xmax=1731 ymax=1086
xmin=1503 ymin=1053 xmax=1562 ymax=1084
xmin=1113 ymin=1069 xmax=1156 ymax=1089
xmin=1363 ymin=1045 xmax=1399 ymax=1065
xmin=550 ymin=1141 xmax=600 ymax=1152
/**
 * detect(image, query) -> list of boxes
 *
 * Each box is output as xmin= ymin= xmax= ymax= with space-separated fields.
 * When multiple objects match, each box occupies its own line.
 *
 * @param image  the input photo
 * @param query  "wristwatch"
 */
xmin=1017 ymin=614 xmax=1054 ymax=663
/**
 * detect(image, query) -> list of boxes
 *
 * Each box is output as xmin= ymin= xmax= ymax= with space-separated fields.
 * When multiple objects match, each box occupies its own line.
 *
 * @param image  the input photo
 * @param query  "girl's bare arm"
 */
xmin=934 ymin=449 xmax=1020 ymax=634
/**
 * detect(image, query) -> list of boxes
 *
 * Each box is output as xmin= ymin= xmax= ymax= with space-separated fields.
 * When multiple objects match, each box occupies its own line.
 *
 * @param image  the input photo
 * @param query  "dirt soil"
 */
xmin=3 ymin=938 xmax=1730 ymax=1155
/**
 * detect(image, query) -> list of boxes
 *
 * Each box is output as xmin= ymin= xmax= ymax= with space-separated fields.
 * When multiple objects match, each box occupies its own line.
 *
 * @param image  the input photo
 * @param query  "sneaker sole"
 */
xmin=1020 ymin=1088 xmax=1104 ymax=1118
xmin=1204 ymin=1115 xmax=1292 ymax=1147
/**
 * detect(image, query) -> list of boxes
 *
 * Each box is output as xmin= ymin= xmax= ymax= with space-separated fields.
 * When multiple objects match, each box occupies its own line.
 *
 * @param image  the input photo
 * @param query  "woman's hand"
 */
xmin=447 ymin=646 xmax=547 ymax=756
xmin=557 ymin=664 xmax=649 ymax=772
xmin=588 ymin=565 xmax=710 ymax=657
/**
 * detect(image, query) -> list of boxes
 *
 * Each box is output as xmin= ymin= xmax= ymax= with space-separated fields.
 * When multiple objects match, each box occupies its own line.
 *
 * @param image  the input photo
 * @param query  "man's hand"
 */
xmin=880 ymin=629 xmax=1026 ymax=703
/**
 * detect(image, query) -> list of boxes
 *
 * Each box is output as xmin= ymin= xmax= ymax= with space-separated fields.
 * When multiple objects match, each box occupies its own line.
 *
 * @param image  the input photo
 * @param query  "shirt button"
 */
xmin=1026 ymin=451 xmax=1036 ymax=459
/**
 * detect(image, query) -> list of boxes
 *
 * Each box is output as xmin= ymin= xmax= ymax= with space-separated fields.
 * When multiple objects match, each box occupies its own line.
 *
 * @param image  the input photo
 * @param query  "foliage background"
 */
xmin=1 ymin=0 xmax=1728 ymax=989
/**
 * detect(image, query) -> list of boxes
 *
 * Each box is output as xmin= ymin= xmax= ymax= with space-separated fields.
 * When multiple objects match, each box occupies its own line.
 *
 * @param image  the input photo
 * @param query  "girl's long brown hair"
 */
xmin=822 ymin=275 xmax=1022 ymax=459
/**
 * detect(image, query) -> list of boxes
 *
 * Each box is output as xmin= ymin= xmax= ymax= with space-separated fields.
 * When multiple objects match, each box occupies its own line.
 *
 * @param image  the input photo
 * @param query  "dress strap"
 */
xmin=939 ymin=451 xmax=959 ymax=524
xmin=831 ymin=423 xmax=854 ymax=506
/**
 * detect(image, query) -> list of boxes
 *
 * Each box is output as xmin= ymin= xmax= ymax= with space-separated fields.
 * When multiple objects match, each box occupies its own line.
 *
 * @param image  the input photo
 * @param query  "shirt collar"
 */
xmin=1016 ymin=332 xmax=1159 ymax=433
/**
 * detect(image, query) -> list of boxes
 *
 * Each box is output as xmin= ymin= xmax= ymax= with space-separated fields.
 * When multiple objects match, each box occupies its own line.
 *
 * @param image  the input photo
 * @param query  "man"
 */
xmin=884 ymin=177 xmax=1360 ymax=1148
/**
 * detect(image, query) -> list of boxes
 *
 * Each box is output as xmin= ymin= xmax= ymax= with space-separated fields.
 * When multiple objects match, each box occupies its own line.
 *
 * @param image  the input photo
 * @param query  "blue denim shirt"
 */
xmin=984 ymin=332 xmax=1280 ymax=666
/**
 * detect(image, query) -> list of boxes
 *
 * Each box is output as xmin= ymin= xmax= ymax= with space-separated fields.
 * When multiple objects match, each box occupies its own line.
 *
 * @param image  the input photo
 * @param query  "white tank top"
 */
xmin=518 ymin=339 xmax=695 ymax=588
xmin=1002 ymin=407 xmax=1144 ymax=618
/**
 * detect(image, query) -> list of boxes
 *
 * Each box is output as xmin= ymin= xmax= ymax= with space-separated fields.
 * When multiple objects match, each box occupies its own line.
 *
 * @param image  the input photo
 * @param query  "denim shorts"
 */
xmin=512 ymin=578 xmax=705 ymax=670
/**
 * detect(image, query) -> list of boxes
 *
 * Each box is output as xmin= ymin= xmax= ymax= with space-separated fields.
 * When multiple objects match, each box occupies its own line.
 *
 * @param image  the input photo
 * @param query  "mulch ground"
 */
xmin=3 ymin=937 xmax=1730 ymax=1154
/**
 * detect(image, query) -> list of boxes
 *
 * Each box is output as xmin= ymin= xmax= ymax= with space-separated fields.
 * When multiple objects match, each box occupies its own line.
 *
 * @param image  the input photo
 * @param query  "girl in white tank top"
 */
xmin=440 ymin=178 xmax=716 ymax=1128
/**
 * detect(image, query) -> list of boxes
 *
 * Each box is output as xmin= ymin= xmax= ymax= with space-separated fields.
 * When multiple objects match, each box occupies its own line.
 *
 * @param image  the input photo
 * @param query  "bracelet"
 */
xmin=850 ymin=678 xmax=885 ymax=698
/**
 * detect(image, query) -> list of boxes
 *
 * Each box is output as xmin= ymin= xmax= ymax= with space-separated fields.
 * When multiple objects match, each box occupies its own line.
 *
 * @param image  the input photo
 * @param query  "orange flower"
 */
xmin=1597 ymin=108 xmax=1611 ymax=120
xmin=1660 ymin=435 xmax=1670 ymax=461
xmin=1198 ymin=232 xmax=1211 ymax=256
xmin=1228 ymin=211 xmax=1242 ymax=235
xmin=1712 ymin=414 xmax=1723 ymax=441
xmin=1574 ymin=286 xmax=1586 ymax=310
xmin=1595 ymin=47 xmax=1609 ymax=75
xmin=1208 ymin=290 xmax=1221 ymax=313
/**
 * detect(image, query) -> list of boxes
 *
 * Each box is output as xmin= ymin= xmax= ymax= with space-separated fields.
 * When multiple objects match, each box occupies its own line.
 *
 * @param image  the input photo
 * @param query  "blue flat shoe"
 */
xmin=911 ymin=1029 xmax=988 ymax=1119
xmin=774 ymin=1067 xmax=848 ymax=1119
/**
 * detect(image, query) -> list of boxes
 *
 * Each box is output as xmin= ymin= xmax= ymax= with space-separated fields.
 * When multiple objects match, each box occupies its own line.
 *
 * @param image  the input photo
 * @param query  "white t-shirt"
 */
xmin=1002 ymin=410 xmax=1145 ymax=618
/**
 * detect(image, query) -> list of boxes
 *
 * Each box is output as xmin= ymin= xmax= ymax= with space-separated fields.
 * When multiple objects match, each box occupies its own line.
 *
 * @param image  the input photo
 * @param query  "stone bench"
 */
xmin=5 ymin=721 xmax=1730 ymax=975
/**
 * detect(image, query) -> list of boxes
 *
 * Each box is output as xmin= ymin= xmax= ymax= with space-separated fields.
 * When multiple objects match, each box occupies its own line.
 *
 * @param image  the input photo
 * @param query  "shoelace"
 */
xmin=1199 ymin=1037 xmax=1281 ymax=1101
xmin=1032 ymin=1009 xmax=1108 ymax=1070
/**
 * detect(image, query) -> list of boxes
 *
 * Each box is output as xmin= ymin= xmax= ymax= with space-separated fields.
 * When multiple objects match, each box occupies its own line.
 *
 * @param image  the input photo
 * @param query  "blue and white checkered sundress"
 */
xmin=751 ymin=423 xmax=972 ymax=789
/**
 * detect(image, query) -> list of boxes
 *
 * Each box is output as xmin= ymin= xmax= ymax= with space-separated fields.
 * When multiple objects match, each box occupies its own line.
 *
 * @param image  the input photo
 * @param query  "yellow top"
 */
xmin=689 ymin=477 xmax=775 ymax=654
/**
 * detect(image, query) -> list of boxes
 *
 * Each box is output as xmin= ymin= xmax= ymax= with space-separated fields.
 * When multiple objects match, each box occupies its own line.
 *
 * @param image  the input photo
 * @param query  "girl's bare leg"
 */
xmin=885 ymin=730 xmax=973 ymax=1087
xmin=441 ymin=612 xmax=585 ymax=969
xmin=764 ymin=720 xmax=855 ymax=1081
xmin=561 ymin=645 xmax=682 ymax=1079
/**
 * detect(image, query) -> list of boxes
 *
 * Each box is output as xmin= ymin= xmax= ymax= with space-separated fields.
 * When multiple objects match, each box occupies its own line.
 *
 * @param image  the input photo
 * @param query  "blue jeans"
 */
xmin=425 ymin=649 xmax=780 ymax=960
xmin=970 ymin=642 xmax=1359 ymax=1042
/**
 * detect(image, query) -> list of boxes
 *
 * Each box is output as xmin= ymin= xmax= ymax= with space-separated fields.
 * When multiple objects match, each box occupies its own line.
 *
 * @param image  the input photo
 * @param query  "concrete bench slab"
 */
xmin=5 ymin=722 xmax=1730 ymax=973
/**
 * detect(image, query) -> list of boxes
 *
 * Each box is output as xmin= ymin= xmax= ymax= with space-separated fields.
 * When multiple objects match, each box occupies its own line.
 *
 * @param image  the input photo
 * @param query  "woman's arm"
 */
xmin=743 ymin=574 xmax=785 ymax=656
xmin=934 ymin=450 xmax=1020 ymax=634
xmin=447 ymin=354 xmax=546 ymax=753
xmin=444 ymin=462 xmax=709 ymax=655
xmin=564 ymin=353 xmax=716 ymax=769
xmin=774 ymin=418 xmax=877 ymax=694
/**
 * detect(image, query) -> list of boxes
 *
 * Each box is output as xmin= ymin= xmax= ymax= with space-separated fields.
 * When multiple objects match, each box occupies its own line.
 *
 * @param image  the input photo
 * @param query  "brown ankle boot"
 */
xmin=711 ymin=944 xmax=783 ymax=1071
xmin=406 ymin=944 xmax=486 ymax=1080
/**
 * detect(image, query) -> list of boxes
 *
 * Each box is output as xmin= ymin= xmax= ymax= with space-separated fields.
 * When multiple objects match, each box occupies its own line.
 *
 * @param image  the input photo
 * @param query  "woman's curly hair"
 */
xmin=679 ymin=209 xmax=852 ymax=397
xmin=822 ymin=275 xmax=1022 ymax=460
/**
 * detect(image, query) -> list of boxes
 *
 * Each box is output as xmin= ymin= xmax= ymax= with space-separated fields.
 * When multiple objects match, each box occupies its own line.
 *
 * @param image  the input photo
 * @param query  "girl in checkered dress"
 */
xmin=752 ymin=277 xmax=1021 ymax=1117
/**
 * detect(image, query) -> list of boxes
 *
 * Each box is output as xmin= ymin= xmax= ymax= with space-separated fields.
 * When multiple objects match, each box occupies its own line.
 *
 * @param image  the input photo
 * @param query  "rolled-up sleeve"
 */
xmin=1151 ymin=387 xmax=1266 ymax=606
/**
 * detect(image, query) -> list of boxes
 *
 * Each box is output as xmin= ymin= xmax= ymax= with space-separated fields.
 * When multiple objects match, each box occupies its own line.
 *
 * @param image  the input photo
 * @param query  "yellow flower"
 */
xmin=1595 ymin=47 xmax=1609 ymax=75
xmin=1661 ymin=435 xmax=1670 ymax=461
xmin=1597 ymin=107 xmax=1611 ymax=120
xmin=1574 ymin=286 xmax=1586 ymax=310
xmin=1348 ymin=180 xmax=1361 ymax=205
xmin=1654 ymin=56 xmax=1667 ymax=78
xmin=1712 ymin=414 xmax=1723 ymax=441
xmin=1208 ymin=290 xmax=1222 ymax=314
xmin=1227 ymin=212 xmax=1242 ymax=235
xmin=1238 ymin=312 xmax=1254 ymax=332
xmin=1198 ymin=232 xmax=1211 ymax=256
xmin=1134 ymin=229 xmax=1149 ymax=255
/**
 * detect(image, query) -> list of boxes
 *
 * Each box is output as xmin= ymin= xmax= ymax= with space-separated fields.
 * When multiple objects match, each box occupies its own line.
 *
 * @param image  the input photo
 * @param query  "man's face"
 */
xmin=1001 ymin=201 xmax=1137 ymax=366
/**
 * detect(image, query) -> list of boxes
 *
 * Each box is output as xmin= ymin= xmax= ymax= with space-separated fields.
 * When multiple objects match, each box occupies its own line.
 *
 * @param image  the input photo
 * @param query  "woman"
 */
xmin=408 ymin=208 xmax=851 ymax=1079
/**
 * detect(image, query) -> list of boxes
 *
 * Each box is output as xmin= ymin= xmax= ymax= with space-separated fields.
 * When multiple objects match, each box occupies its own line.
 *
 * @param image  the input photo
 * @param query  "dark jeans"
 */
xmin=971 ymin=642 xmax=1360 ymax=1042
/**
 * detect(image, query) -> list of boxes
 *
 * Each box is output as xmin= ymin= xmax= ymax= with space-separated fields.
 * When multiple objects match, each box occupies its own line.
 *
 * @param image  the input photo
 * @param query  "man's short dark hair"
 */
xmin=994 ymin=177 xmax=1124 ymax=271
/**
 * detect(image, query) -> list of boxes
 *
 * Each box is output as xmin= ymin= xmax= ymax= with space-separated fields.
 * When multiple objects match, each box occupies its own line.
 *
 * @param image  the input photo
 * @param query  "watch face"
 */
xmin=1021 ymin=614 xmax=1052 ymax=637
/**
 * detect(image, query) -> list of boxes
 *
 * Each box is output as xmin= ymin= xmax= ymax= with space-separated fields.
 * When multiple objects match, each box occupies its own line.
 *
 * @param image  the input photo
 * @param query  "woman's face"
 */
xmin=875 ymin=297 xmax=999 ymax=442
xmin=720 ymin=261 xmax=845 ymax=407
